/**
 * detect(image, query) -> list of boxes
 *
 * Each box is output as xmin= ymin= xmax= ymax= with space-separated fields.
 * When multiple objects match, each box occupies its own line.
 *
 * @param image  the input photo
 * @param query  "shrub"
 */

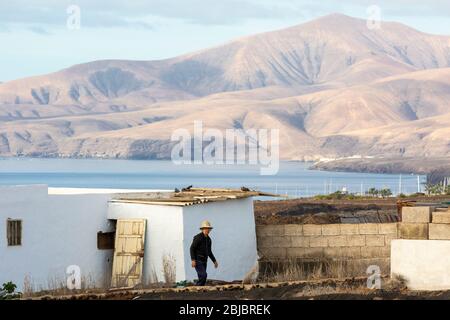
xmin=1 ymin=281 xmax=21 ymax=300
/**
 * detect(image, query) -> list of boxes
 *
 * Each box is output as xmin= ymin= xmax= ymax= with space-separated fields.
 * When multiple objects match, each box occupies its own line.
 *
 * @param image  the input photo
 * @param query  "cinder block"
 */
xmin=291 ymin=236 xmax=309 ymax=248
xmin=340 ymin=224 xmax=359 ymax=235
xmin=267 ymin=225 xmax=285 ymax=236
xmin=255 ymin=225 xmax=267 ymax=236
xmin=322 ymin=224 xmax=340 ymax=235
xmin=324 ymin=247 xmax=361 ymax=259
xmin=432 ymin=212 xmax=450 ymax=224
xmin=284 ymin=224 xmax=303 ymax=236
xmin=303 ymin=224 xmax=322 ymax=236
xmin=361 ymin=246 xmax=390 ymax=259
xmin=256 ymin=225 xmax=284 ymax=237
xmin=256 ymin=236 xmax=272 ymax=248
xmin=346 ymin=235 xmax=365 ymax=246
xmin=327 ymin=235 xmax=347 ymax=247
xmin=379 ymin=223 xmax=398 ymax=235
xmin=309 ymin=236 xmax=328 ymax=248
xmin=286 ymin=247 xmax=324 ymax=259
xmin=429 ymin=223 xmax=450 ymax=240
xmin=259 ymin=247 xmax=286 ymax=259
xmin=343 ymin=247 xmax=362 ymax=259
xmin=384 ymin=234 xmax=398 ymax=246
xmin=272 ymin=236 xmax=291 ymax=248
xmin=365 ymin=235 xmax=385 ymax=247
xmin=402 ymin=206 xmax=432 ymax=223
xmin=399 ymin=223 xmax=428 ymax=240
xmin=285 ymin=247 xmax=304 ymax=258
xmin=358 ymin=223 xmax=379 ymax=235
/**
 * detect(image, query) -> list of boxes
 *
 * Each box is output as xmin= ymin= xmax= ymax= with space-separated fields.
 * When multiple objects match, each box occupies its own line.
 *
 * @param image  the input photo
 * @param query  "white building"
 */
xmin=0 ymin=185 xmax=267 ymax=292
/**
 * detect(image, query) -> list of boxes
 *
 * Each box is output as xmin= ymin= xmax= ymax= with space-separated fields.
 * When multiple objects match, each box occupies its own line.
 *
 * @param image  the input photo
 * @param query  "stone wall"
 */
xmin=399 ymin=206 xmax=450 ymax=240
xmin=255 ymin=223 xmax=398 ymax=275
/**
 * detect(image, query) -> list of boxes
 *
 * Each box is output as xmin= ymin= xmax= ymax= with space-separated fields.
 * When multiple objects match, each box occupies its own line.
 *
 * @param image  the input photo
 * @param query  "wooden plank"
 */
xmin=7 ymin=220 xmax=22 ymax=246
xmin=7 ymin=220 xmax=11 ymax=245
xmin=111 ymin=219 xmax=146 ymax=288
xmin=17 ymin=221 xmax=22 ymax=245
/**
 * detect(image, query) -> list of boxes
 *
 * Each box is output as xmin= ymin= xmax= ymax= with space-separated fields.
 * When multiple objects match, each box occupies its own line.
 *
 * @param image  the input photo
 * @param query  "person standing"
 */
xmin=190 ymin=220 xmax=218 ymax=286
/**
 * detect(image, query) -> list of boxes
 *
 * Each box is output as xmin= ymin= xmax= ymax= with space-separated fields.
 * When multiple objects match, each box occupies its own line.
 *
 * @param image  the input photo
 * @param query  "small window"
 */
xmin=97 ymin=231 xmax=115 ymax=250
xmin=7 ymin=219 xmax=22 ymax=246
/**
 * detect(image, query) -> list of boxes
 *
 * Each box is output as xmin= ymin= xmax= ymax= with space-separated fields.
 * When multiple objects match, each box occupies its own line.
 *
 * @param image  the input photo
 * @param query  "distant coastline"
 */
xmin=1 ymin=155 xmax=448 ymax=185
xmin=312 ymin=157 xmax=450 ymax=184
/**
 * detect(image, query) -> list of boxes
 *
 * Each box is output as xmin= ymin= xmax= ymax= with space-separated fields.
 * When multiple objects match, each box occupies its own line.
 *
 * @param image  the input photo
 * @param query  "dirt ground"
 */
xmin=131 ymin=278 xmax=450 ymax=300
xmin=32 ymin=277 xmax=450 ymax=300
xmin=135 ymin=287 xmax=450 ymax=300
xmin=254 ymin=196 xmax=449 ymax=225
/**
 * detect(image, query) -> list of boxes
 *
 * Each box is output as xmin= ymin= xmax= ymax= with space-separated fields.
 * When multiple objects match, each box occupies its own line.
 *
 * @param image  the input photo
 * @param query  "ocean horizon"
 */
xmin=0 ymin=157 xmax=425 ymax=197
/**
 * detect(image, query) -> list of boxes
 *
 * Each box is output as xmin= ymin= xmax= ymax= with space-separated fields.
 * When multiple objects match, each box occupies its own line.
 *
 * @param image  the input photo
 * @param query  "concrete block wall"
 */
xmin=256 ymin=223 xmax=398 ymax=262
xmin=430 ymin=208 xmax=450 ymax=240
xmin=400 ymin=206 xmax=450 ymax=240
xmin=392 ymin=206 xmax=450 ymax=290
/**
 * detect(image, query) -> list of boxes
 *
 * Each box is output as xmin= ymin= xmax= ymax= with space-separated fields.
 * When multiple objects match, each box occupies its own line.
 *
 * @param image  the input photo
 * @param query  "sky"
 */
xmin=1 ymin=0 xmax=449 ymax=82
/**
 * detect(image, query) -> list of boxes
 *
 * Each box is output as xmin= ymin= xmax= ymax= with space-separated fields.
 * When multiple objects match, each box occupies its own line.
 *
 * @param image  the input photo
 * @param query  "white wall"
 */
xmin=182 ymin=197 xmax=258 ymax=282
xmin=0 ymin=185 xmax=259 ymax=291
xmin=107 ymin=198 xmax=259 ymax=284
xmin=0 ymin=185 xmax=114 ymax=291
xmin=391 ymin=239 xmax=450 ymax=290
xmin=107 ymin=202 xmax=186 ymax=283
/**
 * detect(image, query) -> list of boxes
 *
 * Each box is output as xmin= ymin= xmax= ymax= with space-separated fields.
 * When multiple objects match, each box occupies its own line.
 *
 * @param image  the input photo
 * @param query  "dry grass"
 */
xmin=137 ymin=267 xmax=172 ymax=289
xmin=384 ymin=273 xmax=408 ymax=291
xmin=147 ymin=268 xmax=160 ymax=285
xmin=21 ymin=273 xmax=103 ymax=298
xmin=162 ymin=254 xmax=176 ymax=285
xmin=242 ymin=262 xmax=259 ymax=284
xmin=261 ymin=258 xmax=390 ymax=283
xmin=22 ymin=275 xmax=34 ymax=298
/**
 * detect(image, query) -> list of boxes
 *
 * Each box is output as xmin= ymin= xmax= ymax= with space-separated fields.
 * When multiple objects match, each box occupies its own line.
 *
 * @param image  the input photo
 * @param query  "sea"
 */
xmin=0 ymin=158 xmax=426 ymax=197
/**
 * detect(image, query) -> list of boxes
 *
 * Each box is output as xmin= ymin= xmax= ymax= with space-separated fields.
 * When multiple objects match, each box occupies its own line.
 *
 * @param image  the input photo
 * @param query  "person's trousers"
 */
xmin=195 ymin=260 xmax=208 ymax=286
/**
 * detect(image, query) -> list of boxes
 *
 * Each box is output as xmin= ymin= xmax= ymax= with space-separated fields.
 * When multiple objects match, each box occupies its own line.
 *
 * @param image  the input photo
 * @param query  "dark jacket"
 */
xmin=190 ymin=232 xmax=216 ymax=263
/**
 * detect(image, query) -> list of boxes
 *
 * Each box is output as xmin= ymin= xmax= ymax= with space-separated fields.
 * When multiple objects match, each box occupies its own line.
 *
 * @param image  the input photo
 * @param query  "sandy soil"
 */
xmin=30 ymin=277 xmax=450 ymax=300
xmin=136 ymin=287 xmax=450 ymax=300
xmin=254 ymin=196 xmax=449 ymax=225
xmin=133 ymin=278 xmax=450 ymax=300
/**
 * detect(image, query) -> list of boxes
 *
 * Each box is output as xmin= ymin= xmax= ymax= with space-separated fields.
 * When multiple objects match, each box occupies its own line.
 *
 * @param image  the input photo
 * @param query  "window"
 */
xmin=97 ymin=231 xmax=115 ymax=250
xmin=7 ymin=219 xmax=22 ymax=246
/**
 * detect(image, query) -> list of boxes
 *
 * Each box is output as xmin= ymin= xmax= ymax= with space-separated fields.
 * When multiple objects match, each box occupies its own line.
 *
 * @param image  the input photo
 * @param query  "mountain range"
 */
xmin=0 ymin=13 xmax=449 ymax=160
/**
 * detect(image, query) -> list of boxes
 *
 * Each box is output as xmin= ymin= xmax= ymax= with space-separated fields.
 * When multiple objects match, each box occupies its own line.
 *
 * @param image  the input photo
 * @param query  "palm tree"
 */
xmin=424 ymin=183 xmax=444 ymax=195
xmin=380 ymin=188 xmax=392 ymax=198
xmin=424 ymin=183 xmax=434 ymax=195
xmin=368 ymin=187 xmax=378 ymax=197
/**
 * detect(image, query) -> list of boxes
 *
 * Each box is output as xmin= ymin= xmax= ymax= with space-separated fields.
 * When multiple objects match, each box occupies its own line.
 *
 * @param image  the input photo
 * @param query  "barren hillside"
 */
xmin=0 ymin=14 xmax=449 ymax=160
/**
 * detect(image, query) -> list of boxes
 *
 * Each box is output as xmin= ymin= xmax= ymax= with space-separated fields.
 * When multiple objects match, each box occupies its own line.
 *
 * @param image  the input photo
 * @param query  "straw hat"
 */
xmin=200 ymin=220 xmax=213 ymax=230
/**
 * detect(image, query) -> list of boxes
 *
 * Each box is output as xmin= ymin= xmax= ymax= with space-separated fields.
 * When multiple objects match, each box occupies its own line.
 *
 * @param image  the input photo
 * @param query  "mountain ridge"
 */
xmin=0 ymin=13 xmax=449 ymax=160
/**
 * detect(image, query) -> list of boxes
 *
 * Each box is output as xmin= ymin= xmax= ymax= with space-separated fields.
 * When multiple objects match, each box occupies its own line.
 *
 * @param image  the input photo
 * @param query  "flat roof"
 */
xmin=48 ymin=187 xmax=170 ymax=195
xmin=110 ymin=187 xmax=281 ymax=206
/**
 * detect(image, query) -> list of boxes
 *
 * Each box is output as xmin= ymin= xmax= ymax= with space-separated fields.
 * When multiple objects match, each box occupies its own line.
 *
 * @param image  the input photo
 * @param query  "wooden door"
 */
xmin=111 ymin=219 xmax=146 ymax=288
